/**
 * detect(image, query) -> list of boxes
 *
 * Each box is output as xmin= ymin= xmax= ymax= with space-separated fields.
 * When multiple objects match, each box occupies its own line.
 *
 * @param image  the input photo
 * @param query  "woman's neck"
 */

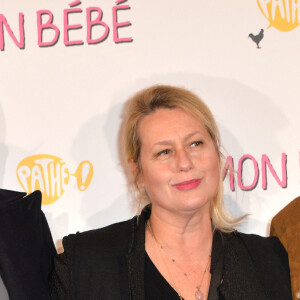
xmin=147 ymin=204 xmax=213 ymax=259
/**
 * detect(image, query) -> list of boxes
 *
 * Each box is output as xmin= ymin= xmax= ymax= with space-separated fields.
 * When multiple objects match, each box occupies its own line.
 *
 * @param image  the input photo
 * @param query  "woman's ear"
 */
xmin=128 ymin=159 xmax=138 ymax=177
xmin=128 ymin=159 xmax=144 ymax=188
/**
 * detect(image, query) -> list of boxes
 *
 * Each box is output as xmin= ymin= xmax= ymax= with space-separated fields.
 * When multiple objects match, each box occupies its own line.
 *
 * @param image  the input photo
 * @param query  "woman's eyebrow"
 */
xmin=152 ymin=131 xmax=203 ymax=148
xmin=183 ymin=131 xmax=203 ymax=140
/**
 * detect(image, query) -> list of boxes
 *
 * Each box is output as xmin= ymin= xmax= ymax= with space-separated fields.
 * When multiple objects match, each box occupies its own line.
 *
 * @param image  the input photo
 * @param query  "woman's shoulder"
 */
xmin=225 ymin=231 xmax=290 ymax=274
xmin=51 ymin=217 xmax=138 ymax=299
xmin=62 ymin=215 xmax=137 ymax=257
xmin=235 ymin=231 xmax=287 ymax=258
xmin=215 ymin=231 xmax=292 ymax=299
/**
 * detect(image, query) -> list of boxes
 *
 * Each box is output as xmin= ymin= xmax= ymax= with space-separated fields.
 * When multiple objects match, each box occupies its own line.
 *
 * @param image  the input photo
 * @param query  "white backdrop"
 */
xmin=1 ymin=0 xmax=299 ymax=252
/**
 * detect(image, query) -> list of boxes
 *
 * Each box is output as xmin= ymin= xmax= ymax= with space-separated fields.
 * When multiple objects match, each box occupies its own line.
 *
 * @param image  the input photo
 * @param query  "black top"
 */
xmin=51 ymin=204 xmax=292 ymax=300
xmin=145 ymin=251 xmax=183 ymax=300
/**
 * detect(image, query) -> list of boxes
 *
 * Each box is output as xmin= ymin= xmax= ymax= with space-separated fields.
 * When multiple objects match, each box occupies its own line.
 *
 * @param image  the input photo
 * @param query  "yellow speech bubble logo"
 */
xmin=17 ymin=154 xmax=93 ymax=205
xmin=257 ymin=0 xmax=300 ymax=31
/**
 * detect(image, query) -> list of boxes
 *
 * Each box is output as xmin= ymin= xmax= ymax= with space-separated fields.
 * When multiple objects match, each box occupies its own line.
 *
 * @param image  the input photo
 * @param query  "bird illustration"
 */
xmin=248 ymin=29 xmax=264 ymax=49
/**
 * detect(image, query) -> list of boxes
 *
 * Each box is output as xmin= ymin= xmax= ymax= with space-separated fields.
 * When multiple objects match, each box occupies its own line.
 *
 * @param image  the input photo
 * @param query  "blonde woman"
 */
xmin=51 ymin=85 xmax=291 ymax=300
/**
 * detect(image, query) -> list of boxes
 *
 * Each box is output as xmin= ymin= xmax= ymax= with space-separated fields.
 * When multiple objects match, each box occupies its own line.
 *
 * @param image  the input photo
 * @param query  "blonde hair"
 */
xmin=123 ymin=85 xmax=241 ymax=232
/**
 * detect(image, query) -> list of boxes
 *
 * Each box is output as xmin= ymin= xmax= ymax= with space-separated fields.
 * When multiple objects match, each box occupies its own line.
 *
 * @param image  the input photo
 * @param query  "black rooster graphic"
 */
xmin=249 ymin=29 xmax=264 ymax=49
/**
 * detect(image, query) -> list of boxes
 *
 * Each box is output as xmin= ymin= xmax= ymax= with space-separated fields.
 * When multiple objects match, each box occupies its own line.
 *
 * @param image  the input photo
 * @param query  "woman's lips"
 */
xmin=172 ymin=179 xmax=202 ymax=191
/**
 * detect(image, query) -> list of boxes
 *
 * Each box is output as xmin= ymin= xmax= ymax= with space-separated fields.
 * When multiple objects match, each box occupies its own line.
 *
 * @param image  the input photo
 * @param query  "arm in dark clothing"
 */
xmin=50 ymin=236 xmax=75 ymax=300
xmin=0 ymin=189 xmax=56 ymax=300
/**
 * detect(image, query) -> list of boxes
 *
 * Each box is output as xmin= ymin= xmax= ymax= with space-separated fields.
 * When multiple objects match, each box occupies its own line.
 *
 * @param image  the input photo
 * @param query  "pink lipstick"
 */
xmin=172 ymin=179 xmax=201 ymax=191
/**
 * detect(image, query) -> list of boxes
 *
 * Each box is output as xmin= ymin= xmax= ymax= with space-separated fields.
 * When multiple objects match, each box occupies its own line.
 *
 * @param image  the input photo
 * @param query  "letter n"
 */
xmin=261 ymin=153 xmax=287 ymax=189
xmin=0 ymin=13 xmax=25 ymax=51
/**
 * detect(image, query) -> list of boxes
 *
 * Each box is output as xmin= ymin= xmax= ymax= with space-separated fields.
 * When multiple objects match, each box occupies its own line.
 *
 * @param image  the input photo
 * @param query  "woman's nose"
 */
xmin=175 ymin=149 xmax=194 ymax=172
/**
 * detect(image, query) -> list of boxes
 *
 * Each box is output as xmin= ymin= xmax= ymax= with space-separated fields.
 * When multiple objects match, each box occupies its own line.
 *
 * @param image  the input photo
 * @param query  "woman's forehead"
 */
xmin=138 ymin=108 xmax=208 ymax=146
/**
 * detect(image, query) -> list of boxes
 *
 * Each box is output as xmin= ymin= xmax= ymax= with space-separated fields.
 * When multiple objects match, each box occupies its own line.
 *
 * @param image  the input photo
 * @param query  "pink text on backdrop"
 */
xmin=223 ymin=153 xmax=287 ymax=191
xmin=0 ymin=0 xmax=133 ymax=50
xmin=0 ymin=13 xmax=24 ymax=50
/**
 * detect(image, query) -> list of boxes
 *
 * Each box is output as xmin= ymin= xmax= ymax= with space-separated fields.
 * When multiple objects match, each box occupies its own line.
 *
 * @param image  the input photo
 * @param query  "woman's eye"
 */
xmin=190 ymin=140 xmax=203 ymax=147
xmin=157 ymin=149 xmax=170 ymax=156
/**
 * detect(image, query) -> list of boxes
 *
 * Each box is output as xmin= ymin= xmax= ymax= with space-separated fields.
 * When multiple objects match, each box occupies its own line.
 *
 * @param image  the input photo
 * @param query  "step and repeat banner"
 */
xmin=1 ymin=0 xmax=299 ymax=251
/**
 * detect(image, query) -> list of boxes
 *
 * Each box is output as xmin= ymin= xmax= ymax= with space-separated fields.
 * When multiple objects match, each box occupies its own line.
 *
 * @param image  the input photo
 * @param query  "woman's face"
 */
xmin=137 ymin=108 xmax=220 ymax=215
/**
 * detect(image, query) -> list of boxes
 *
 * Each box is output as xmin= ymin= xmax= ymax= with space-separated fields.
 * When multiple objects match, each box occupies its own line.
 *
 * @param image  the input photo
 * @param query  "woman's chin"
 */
xmin=153 ymin=197 xmax=211 ymax=216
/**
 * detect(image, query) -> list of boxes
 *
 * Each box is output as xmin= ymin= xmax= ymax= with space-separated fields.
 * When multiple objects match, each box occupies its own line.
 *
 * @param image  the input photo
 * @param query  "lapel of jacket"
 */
xmin=208 ymin=230 xmax=224 ymax=300
xmin=126 ymin=205 xmax=151 ymax=300
xmin=217 ymin=232 xmax=267 ymax=300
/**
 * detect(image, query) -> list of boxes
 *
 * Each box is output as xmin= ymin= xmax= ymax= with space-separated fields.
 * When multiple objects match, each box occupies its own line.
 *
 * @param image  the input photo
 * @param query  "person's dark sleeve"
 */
xmin=50 ymin=236 xmax=75 ymax=300
xmin=0 ymin=189 xmax=56 ymax=300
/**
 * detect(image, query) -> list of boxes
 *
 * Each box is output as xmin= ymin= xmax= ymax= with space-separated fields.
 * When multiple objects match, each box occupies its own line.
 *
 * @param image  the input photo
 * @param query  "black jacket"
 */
xmin=0 ymin=189 xmax=56 ymax=300
xmin=51 ymin=205 xmax=292 ymax=300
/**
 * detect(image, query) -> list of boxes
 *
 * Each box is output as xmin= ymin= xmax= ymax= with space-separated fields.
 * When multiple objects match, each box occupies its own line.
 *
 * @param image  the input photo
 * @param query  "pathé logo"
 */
xmin=16 ymin=154 xmax=94 ymax=205
xmin=257 ymin=0 xmax=300 ymax=31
